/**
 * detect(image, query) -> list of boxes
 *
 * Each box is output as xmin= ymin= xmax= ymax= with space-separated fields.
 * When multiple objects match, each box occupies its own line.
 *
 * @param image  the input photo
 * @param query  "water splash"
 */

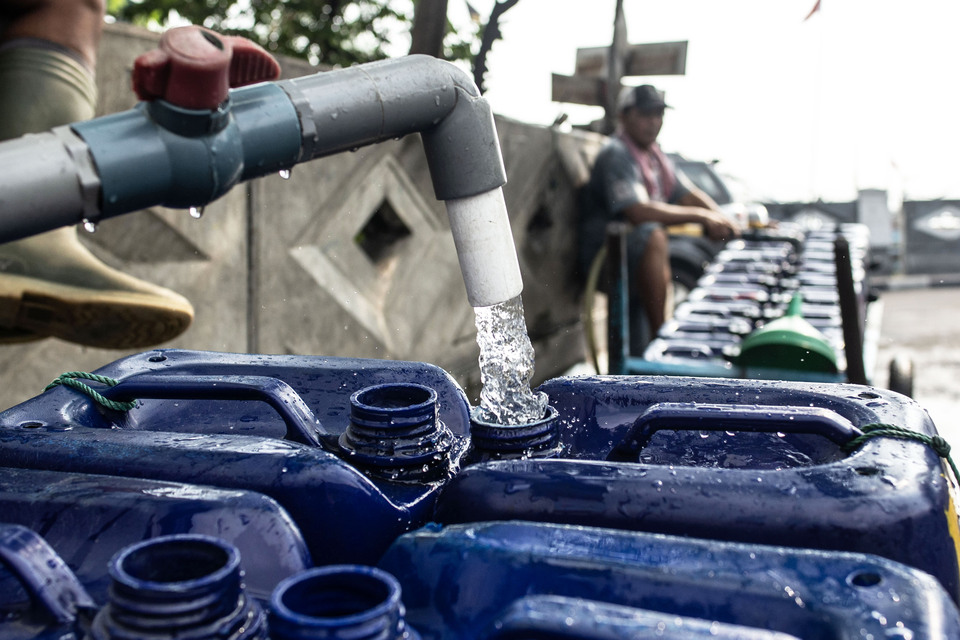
xmin=473 ymin=295 xmax=547 ymax=425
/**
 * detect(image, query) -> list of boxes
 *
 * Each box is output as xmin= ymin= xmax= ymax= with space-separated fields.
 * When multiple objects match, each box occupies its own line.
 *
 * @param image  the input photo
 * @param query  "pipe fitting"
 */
xmin=0 ymin=128 xmax=100 ymax=240
xmin=420 ymin=83 xmax=505 ymax=201
xmin=72 ymin=83 xmax=301 ymax=217
xmin=73 ymin=103 xmax=242 ymax=215
xmin=278 ymin=55 xmax=506 ymax=200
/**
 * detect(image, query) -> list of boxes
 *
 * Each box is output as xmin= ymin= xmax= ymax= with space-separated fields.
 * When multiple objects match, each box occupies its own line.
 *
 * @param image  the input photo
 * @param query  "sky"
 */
xmin=444 ymin=0 xmax=960 ymax=204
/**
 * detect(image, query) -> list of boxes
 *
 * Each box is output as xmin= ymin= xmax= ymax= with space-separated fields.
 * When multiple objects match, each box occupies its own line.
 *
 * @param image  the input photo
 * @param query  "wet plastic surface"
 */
xmin=439 ymin=373 xmax=960 ymax=600
xmin=380 ymin=521 xmax=960 ymax=639
xmin=1 ymin=349 xmax=958 ymax=638
xmin=0 ymin=350 xmax=472 ymax=568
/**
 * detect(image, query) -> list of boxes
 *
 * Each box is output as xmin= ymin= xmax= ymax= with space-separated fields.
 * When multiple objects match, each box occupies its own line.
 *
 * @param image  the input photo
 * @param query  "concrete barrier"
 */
xmin=0 ymin=22 xmax=600 ymax=407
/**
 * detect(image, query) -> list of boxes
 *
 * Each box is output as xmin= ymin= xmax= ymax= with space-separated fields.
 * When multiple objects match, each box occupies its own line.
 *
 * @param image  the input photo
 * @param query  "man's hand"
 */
xmin=699 ymin=210 xmax=740 ymax=242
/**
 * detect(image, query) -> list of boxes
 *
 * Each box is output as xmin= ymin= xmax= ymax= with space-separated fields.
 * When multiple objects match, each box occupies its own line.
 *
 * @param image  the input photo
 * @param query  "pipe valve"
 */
xmin=132 ymin=26 xmax=281 ymax=111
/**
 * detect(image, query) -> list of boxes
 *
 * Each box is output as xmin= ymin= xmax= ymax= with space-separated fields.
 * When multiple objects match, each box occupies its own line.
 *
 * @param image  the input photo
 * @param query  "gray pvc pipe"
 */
xmin=0 ymin=127 xmax=100 ymax=240
xmin=445 ymin=188 xmax=522 ymax=307
xmin=0 ymin=54 xmax=521 ymax=305
xmin=278 ymin=54 xmax=507 ymax=201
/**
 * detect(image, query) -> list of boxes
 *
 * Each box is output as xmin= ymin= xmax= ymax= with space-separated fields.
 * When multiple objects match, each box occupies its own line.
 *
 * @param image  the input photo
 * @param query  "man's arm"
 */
xmin=677 ymin=182 xmax=721 ymax=212
xmin=1 ymin=0 xmax=105 ymax=69
xmin=597 ymin=142 xmax=738 ymax=242
xmin=620 ymin=198 xmax=738 ymax=242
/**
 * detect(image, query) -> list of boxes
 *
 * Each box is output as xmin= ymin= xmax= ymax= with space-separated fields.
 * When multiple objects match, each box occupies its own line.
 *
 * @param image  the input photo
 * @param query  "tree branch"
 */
xmin=472 ymin=0 xmax=519 ymax=93
xmin=409 ymin=0 xmax=449 ymax=58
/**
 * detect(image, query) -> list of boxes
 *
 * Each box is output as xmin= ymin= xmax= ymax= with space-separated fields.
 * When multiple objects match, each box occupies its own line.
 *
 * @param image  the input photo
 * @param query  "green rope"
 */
xmin=45 ymin=372 xmax=136 ymax=412
xmin=844 ymin=422 xmax=960 ymax=488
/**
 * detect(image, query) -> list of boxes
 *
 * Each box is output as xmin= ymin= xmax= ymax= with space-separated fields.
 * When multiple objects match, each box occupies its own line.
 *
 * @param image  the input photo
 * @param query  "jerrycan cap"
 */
xmin=735 ymin=293 xmax=838 ymax=373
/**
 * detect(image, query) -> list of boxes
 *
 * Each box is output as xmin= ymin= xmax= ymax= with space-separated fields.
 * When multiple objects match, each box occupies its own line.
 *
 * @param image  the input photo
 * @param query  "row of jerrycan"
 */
xmin=5 ymin=522 xmax=960 ymax=639
xmin=1 ymin=347 xmax=960 ymax=637
xmin=643 ymin=222 xmax=870 ymax=375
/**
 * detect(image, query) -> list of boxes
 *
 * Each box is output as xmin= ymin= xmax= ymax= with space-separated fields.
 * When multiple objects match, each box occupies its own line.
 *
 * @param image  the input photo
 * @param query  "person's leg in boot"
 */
xmin=623 ymin=223 xmax=669 ymax=355
xmin=630 ymin=225 xmax=671 ymax=353
xmin=0 ymin=0 xmax=194 ymax=348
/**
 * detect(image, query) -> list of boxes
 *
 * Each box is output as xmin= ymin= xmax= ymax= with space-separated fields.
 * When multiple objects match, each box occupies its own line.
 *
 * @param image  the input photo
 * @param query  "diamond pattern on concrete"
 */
xmin=289 ymin=154 xmax=443 ymax=352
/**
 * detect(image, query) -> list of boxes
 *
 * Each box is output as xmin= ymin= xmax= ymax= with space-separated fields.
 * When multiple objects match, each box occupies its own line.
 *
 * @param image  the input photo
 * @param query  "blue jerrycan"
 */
xmin=0 ymin=349 xmax=472 ymax=567
xmin=11 ymin=520 xmax=958 ymax=640
xmin=0 ymin=466 xmax=310 ymax=600
xmin=435 ymin=374 xmax=960 ymax=601
xmin=0 ymin=524 xmax=95 ymax=640
xmin=377 ymin=521 xmax=960 ymax=639
xmin=4 ymin=347 xmax=960 ymax=625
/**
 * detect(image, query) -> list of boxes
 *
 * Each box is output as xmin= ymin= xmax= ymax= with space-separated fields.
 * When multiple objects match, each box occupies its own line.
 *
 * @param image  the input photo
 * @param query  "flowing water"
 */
xmin=473 ymin=295 xmax=548 ymax=425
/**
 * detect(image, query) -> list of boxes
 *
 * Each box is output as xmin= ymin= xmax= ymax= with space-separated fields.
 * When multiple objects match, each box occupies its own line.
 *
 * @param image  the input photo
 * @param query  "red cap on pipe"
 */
xmin=132 ymin=26 xmax=281 ymax=110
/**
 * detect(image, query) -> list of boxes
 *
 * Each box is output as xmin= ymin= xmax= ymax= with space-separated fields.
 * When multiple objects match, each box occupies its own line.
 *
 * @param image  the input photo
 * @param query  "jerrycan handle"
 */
xmin=105 ymin=374 xmax=332 ymax=448
xmin=0 ymin=524 xmax=96 ymax=625
xmin=608 ymin=402 xmax=862 ymax=462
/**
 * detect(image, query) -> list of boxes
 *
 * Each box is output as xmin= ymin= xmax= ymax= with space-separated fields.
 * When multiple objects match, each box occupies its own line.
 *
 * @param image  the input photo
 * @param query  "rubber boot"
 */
xmin=0 ymin=227 xmax=194 ymax=348
xmin=0 ymin=42 xmax=194 ymax=348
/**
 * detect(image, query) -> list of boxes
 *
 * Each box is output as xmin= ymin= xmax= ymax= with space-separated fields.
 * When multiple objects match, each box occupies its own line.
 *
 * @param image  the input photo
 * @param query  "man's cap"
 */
xmin=617 ymin=84 xmax=669 ymax=113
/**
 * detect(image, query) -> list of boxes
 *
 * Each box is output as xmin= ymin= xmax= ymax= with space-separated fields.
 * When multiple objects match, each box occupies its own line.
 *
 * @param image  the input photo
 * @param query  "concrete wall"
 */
xmin=0 ymin=22 xmax=602 ymax=409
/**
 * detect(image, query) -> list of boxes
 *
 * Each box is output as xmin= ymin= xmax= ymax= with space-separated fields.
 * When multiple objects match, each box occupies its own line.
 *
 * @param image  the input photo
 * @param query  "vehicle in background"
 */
xmin=666 ymin=153 xmax=769 ymax=302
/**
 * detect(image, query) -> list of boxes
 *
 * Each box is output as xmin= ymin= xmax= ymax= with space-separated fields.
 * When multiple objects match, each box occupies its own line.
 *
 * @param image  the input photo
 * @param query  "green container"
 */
xmin=735 ymin=294 xmax=838 ymax=373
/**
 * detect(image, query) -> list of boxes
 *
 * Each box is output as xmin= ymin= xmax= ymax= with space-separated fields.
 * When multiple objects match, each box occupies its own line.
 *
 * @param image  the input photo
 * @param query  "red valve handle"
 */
xmin=132 ymin=26 xmax=281 ymax=110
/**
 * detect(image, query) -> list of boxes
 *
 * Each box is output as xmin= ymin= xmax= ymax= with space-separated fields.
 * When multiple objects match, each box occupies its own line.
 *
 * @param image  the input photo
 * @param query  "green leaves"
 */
xmin=108 ymin=0 xmax=412 ymax=66
xmin=108 ymin=0 xmax=476 ymax=68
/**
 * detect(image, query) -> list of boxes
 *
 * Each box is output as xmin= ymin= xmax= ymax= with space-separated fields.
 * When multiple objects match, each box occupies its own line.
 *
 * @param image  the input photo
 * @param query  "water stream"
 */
xmin=473 ymin=295 xmax=548 ymax=425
